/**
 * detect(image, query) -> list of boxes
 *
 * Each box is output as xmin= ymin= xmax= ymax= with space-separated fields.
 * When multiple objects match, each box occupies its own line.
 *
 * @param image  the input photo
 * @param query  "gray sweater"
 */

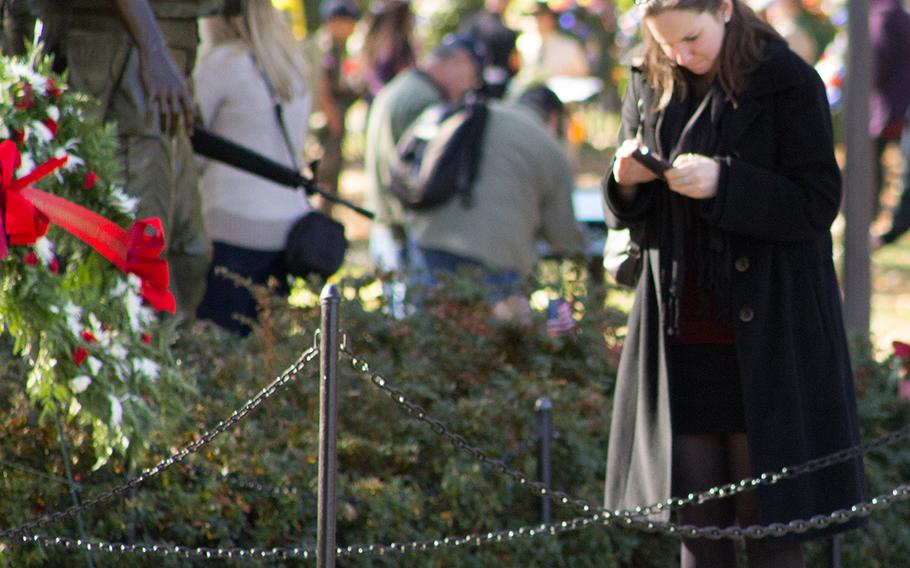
xmin=194 ymin=41 xmax=313 ymax=251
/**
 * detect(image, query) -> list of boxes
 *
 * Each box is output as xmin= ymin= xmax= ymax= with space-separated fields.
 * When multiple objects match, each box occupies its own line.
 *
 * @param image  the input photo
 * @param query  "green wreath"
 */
xmin=0 ymin=47 xmax=189 ymax=464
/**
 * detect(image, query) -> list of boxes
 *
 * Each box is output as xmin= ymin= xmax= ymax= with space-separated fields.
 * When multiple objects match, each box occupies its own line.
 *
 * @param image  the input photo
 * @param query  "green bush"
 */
xmin=0 ymin=265 xmax=908 ymax=567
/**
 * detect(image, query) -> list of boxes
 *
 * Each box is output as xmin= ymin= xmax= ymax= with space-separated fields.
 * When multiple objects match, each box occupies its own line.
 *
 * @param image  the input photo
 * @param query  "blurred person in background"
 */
xmin=751 ymin=0 xmax=836 ymax=64
xmin=194 ymin=0 xmax=313 ymax=335
xmin=516 ymin=0 xmax=590 ymax=83
xmin=408 ymin=85 xmax=585 ymax=323
xmin=363 ymin=34 xmax=486 ymax=315
xmin=313 ymin=0 xmax=362 ymax=215
xmin=873 ymin=128 xmax=910 ymax=248
xmin=869 ymin=0 xmax=910 ymax=250
xmin=458 ymin=0 xmax=520 ymax=98
xmin=361 ymin=0 xmax=417 ymax=103
xmin=753 ymin=0 xmax=817 ymax=63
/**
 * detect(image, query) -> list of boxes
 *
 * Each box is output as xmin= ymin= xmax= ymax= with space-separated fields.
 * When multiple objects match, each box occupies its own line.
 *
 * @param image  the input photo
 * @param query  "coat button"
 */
xmin=739 ymin=306 xmax=755 ymax=322
xmin=734 ymin=256 xmax=750 ymax=272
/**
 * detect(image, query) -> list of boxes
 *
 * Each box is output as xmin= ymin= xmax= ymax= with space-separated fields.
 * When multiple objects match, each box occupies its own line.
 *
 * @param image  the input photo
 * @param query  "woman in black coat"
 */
xmin=601 ymin=0 xmax=866 ymax=566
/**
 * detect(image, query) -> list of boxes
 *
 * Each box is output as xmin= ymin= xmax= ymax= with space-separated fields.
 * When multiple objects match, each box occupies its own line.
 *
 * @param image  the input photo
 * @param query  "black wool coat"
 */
xmin=601 ymin=41 xmax=867 ymax=539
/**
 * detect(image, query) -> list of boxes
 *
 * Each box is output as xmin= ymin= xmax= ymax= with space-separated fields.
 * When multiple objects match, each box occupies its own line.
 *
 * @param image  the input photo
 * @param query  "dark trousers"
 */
xmin=196 ymin=241 xmax=289 ymax=335
xmin=880 ymin=129 xmax=910 ymax=244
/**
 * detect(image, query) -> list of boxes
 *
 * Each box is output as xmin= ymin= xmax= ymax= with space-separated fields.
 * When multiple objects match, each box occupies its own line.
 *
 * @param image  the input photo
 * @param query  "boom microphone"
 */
xmin=190 ymin=126 xmax=374 ymax=220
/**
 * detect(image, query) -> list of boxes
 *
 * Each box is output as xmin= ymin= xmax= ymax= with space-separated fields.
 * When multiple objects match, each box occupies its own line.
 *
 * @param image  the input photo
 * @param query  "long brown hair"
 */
xmin=639 ymin=0 xmax=781 ymax=109
xmin=362 ymin=0 xmax=415 ymax=72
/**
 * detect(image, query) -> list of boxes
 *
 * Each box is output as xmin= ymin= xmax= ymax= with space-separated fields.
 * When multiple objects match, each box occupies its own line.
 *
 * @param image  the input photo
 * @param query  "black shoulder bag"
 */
xmin=255 ymin=56 xmax=347 ymax=279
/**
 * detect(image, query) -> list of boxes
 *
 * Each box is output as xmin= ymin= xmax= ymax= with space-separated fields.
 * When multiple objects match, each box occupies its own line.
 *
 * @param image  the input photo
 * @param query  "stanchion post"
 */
xmin=831 ymin=534 xmax=842 ymax=568
xmin=535 ymin=397 xmax=553 ymax=525
xmin=53 ymin=409 xmax=95 ymax=568
xmin=317 ymin=284 xmax=341 ymax=568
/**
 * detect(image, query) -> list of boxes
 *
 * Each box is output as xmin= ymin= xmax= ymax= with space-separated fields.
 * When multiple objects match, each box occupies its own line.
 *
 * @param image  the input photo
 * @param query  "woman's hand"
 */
xmin=664 ymin=153 xmax=720 ymax=199
xmin=612 ymin=139 xmax=659 ymax=187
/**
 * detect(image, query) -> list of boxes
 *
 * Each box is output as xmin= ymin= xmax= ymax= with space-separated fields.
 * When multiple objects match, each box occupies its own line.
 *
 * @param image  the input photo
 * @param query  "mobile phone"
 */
xmin=631 ymin=146 xmax=672 ymax=178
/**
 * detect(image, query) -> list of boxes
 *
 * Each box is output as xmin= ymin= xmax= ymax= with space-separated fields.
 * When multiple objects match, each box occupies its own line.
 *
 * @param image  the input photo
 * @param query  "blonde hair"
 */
xmin=203 ymin=0 xmax=309 ymax=102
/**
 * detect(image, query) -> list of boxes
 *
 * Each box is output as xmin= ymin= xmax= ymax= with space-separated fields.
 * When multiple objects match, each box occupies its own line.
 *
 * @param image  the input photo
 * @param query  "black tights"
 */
xmin=673 ymin=433 xmax=805 ymax=568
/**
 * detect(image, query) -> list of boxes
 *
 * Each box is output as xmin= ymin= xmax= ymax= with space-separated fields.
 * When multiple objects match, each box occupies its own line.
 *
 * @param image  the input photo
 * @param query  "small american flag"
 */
xmin=546 ymin=298 xmax=576 ymax=338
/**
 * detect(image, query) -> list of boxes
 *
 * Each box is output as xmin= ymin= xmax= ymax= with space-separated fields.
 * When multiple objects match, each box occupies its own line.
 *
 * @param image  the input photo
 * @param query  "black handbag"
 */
xmin=603 ymin=224 xmax=645 ymax=288
xmin=255 ymin=56 xmax=348 ymax=279
xmin=284 ymin=211 xmax=347 ymax=279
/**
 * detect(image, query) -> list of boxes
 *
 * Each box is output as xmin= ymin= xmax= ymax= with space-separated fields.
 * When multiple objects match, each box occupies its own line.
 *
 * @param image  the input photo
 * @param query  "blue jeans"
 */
xmin=412 ymin=248 xmax=524 ymax=304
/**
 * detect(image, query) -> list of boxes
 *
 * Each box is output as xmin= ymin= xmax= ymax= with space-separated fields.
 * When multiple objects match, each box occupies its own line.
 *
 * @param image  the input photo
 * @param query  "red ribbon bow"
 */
xmin=0 ymin=140 xmax=176 ymax=313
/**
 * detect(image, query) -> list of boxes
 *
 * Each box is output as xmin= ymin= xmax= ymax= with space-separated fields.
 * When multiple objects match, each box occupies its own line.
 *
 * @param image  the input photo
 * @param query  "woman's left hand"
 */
xmin=664 ymin=153 xmax=720 ymax=199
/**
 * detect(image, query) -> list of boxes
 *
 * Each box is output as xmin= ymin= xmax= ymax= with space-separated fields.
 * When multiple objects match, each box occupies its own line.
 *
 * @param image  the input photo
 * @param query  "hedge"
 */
xmin=0 ymin=264 xmax=908 ymax=567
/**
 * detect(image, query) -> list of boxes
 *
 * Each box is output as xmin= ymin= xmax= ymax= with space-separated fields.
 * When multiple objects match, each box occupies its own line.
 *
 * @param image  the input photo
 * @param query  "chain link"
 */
xmin=340 ymin=344 xmax=910 ymax=540
xmin=337 ymin=513 xmax=604 ymax=557
xmin=0 ymin=346 xmax=319 ymax=542
xmin=21 ymin=482 xmax=910 ymax=560
xmin=15 ymin=533 xmax=314 ymax=561
xmin=626 ymin=424 xmax=910 ymax=519
xmin=636 ymin=483 xmax=910 ymax=540
xmin=339 ymin=482 xmax=910 ymax=554
xmin=17 ymin=514 xmax=604 ymax=560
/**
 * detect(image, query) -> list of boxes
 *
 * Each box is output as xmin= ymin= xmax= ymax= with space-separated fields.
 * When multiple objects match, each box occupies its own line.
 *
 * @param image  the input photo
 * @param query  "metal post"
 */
xmin=842 ymin=0 xmax=873 ymax=336
xmin=54 ymin=410 xmax=95 ymax=568
xmin=317 ymin=284 xmax=341 ymax=568
xmin=831 ymin=534 xmax=843 ymax=568
xmin=535 ymin=397 xmax=553 ymax=524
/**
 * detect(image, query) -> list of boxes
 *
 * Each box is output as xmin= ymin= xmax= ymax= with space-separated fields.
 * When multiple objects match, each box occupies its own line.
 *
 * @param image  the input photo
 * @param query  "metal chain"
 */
xmin=339 ymin=481 xmax=910 ymax=554
xmin=637 ymin=483 xmax=910 ymax=540
xmin=13 ymin=533 xmax=314 ymax=561
xmin=15 ymin=513 xmax=605 ymax=560
xmin=628 ymin=424 xmax=910 ymax=518
xmin=213 ymin=473 xmax=305 ymax=499
xmin=340 ymin=344 xmax=910 ymax=540
xmin=336 ymin=514 xmax=603 ymax=557
xmin=20 ymin=481 xmax=910 ymax=561
xmin=0 ymin=345 xmax=319 ymax=541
